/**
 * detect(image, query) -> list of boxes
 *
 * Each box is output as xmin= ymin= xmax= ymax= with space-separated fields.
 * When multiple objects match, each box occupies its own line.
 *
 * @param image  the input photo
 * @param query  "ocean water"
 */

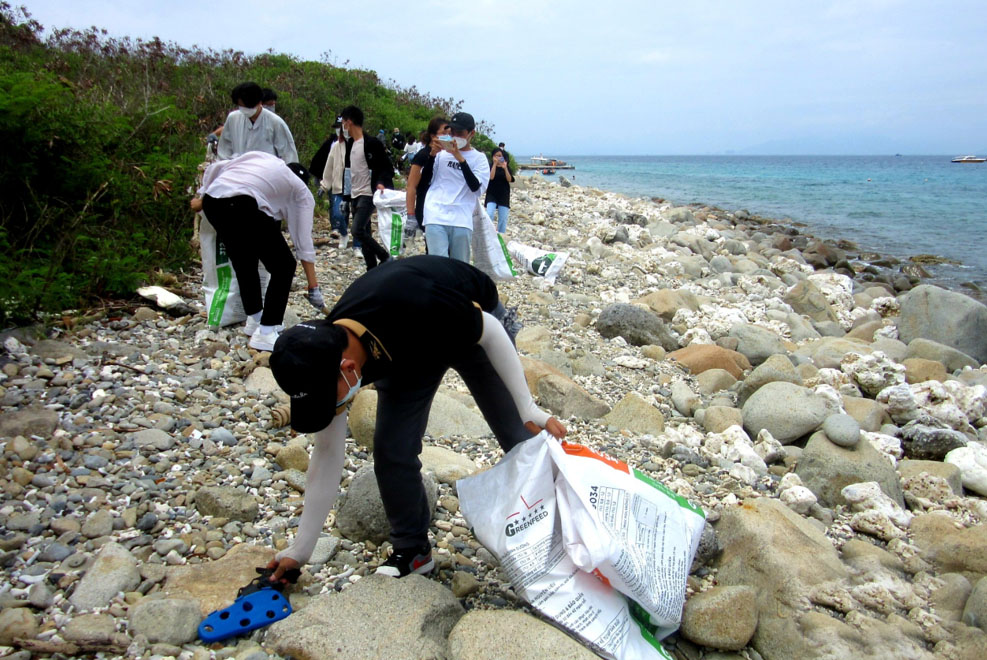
xmin=520 ymin=155 xmax=987 ymax=290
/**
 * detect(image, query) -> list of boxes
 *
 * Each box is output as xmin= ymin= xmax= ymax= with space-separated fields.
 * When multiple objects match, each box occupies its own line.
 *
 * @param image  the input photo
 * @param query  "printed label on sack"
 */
xmin=208 ymin=264 xmax=233 ymax=327
xmin=389 ymin=213 xmax=403 ymax=256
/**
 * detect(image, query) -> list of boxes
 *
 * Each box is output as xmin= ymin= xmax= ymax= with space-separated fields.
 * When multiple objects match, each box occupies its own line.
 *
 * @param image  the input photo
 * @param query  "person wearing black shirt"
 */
xmin=406 ymin=117 xmax=450 ymax=230
xmin=266 ymin=256 xmax=566 ymax=580
xmin=484 ymin=147 xmax=514 ymax=234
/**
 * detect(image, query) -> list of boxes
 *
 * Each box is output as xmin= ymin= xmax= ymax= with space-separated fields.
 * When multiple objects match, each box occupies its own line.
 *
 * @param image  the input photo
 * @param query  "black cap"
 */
xmin=269 ymin=319 xmax=342 ymax=433
xmin=449 ymin=112 xmax=475 ymax=132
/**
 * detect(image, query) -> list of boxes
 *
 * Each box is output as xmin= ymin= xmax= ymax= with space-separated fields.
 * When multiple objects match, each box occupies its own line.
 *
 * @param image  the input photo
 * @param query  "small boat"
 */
xmin=542 ymin=168 xmax=556 ymax=175
xmin=951 ymin=155 xmax=986 ymax=163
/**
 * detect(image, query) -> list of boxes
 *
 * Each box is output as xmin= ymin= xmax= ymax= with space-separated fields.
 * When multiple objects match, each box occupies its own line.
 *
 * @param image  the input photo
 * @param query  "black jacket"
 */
xmin=345 ymin=135 xmax=395 ymax=191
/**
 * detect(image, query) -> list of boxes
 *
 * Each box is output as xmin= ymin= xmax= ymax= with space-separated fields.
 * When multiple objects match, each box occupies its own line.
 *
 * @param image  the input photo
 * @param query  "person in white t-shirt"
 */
xmin=421 ymin=112 xmax=490 ymax=263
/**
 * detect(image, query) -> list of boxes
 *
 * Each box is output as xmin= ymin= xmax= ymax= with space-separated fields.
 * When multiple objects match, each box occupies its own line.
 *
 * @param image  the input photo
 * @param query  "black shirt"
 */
xmin=411 ymin=147 xmax=435 ymax=220
xmin=329 ymin=256 xmax=500 ymax=384
xmin=484 ymin=165 xmax=513 ymax=207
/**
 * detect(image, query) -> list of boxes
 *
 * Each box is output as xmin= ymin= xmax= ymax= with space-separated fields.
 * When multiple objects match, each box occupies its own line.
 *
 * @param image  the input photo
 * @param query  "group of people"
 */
xmin=189 ymin=81 xmax=552 ymax=585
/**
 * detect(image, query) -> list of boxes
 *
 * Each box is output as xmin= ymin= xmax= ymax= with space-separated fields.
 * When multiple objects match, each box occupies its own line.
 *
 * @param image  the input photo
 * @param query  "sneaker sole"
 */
xmin=248 ymin=337 xmax=277 ymax=352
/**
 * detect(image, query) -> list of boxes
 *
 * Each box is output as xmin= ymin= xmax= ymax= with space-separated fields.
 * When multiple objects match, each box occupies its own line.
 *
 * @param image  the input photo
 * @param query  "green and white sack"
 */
xmin=373 ymin=189 xmax=411 ymax=258
xmin=471 ymin=203 xmax=516 ymax=281
xmin=507 ymin=240 xmax=569 ymax=285
xmin=198 ymin=214 xmax=269 ymax=327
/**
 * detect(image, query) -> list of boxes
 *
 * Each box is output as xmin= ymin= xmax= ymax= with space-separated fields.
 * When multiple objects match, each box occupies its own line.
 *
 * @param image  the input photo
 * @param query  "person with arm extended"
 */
xmin=266 ymin=255 xmax=566 ymax=580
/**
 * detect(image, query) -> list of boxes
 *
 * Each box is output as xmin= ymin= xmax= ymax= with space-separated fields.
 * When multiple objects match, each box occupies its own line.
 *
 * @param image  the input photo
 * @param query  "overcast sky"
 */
xmin=20 ymin=0 xmax=987 ymax=155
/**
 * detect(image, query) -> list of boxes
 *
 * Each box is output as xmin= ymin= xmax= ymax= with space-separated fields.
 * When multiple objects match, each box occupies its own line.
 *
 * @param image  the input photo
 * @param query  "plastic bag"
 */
xmin=507 ymin=241 xmax=569 ymax=285
xmin=471 ymin=204 xmax=517 ymax=281
xmin=459 ymin=433 xmax=705 ymax=659
xmin=373 ymin=189 xmax=414 ymax=258
xmin=198 ymin=214 xmax=270 ymax=327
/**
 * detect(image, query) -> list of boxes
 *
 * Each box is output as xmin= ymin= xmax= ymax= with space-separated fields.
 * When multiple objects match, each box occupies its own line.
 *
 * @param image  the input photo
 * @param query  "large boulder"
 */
xmin=420 ymin=445 xmax=479 ymax=486
xmin=728 ymin=324 xmax=789 ymax=366
xmin=896 ymin=285 xmax=987 ymax=364
xmin=348 ymin=389 xmax=492 ymax=450
xmin=162 ymin=543 xmax=275 ymax=616
xmin=69 ymin=542 xmax=140 ymax=610
xmin=336 ymin=464 xmax=438 ymax=544
xmin=603 ymin=391 xmax=665 ymax=435
xmin=633 ymin=289 xmax=700 ymax=321
xmin=905 ymin=338 xmax=979 ymax=372
xmin=520 ymin=356 xmax=568 ymax=396
xmin=668 ymin=344 xmax=751 ymax=380
xmin=265 ymin=574 xmax=464 ymax=660
xmin=742 ymin=382 xmax=832 ymax=444
xmin=537 ymin=374 xmax=611 ymax=419
xmin=447 ymin=610 xmax=598 ymax=659
xmin=715 ymin=498 xmax=848 ymax=659
xmin=0 ymin=407 xmax=59 ymax=439
xmin=595 ymin=303 xmax=678 ymax=350
xmin=784 ymin=280 xmax=838 ymax=323
xmin=911 ymin=513 xmax=987 ymax=580
xmin=737 ymin=354 xmax=803 ymax=406
xmin=794 ymin=337 xmax=873 ymax=370
xmin=795 ymin=431 xmax=904 ymax=508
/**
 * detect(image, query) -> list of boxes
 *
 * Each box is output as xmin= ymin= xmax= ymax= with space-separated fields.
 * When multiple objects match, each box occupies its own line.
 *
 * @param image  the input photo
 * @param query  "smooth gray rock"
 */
xmin=905 ymin=338 xmax=979 ymax=373
xmin=795 ymin=431 xmax=905 ymax=508
xmin=81 ymin=509 xmax=114 ymax=539
xmin=309 ymin=536 xmax=341 ymax=565
xmin=595 ymin=304 xmax=678 ymax=350
xmin=671 ymin=381 xmax=700 ymax=417
xmin=737 ymin=354 xmax=802 ymax=406
xmin=742 ymin=382 xmax=832 ymax=444
xmin=63 ymin=613 xmax=125 ymax=646
xmin=537 ymin=374 xmax=611 ymax=419
xmin=963 ymin=577 xmax=987 ymax=633
xmin=193 ymin=486 xmax=259 ymax=522
xmin=266 ymin=575 xmax=464 ymax=660
xmin=728 ymin=323 xmax=788 ymax=366
xmin=448 ymin=610 xmax=598 ymax=659
xmin=0 ymin=407 xmax=59 ymax=439
xmin=209 ymin=428 xmax=236 ymax=446
xmin=129 ymin=597 xmax=201 ymax=645
xmin=784 ymin=280 xmax=838 ymax=323
xmin=132 ymin=428 xmax=175 ymax=451
xmin=336 ymin=464 xmax=437 ymax=544
xmin=681 ymin=586 xmax=758 ymax=651
xmin=901 ymin=419 xmax=969 ymax=460
xmin=896 ymin=285 xmax=987 ymax=364
xmin=821 ymin=414 xmax=861 ymax=448
xmin=69 ymin=542 xmax=140 ymax=610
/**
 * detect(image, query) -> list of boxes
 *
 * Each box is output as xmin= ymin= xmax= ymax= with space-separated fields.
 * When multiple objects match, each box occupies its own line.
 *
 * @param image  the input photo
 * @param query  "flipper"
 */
xmin=198 ymin=566 xmax=300 ymax=643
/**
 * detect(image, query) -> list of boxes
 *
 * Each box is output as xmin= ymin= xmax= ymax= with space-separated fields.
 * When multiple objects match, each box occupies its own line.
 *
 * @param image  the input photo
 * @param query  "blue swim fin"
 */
xmin=198 ymin=566 xmax=300 ymax=643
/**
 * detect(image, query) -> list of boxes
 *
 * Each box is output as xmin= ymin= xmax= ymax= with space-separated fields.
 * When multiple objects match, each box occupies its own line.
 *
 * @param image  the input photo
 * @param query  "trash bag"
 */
xmin=507 ymin=241 xmax=569 ymax=285
xmin=459 ymin=433 xmax=705 ymax=659
xmin=471 ymin=203 xmax=516 ymax=281
xmin=373 ymin=189 xmax=414 ymax=258
xmin=198 ymin=214 xmax=270 ymax=327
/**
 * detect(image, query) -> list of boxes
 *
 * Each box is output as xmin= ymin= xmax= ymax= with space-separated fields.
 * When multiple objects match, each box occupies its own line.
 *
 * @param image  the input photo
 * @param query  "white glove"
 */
xmin=306 ymin=286 xmax=325 ymax=311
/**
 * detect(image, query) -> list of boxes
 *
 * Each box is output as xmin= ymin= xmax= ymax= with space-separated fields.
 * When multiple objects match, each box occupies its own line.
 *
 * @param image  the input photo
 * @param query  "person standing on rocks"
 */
xmin=485 ymin=146 xmax=515 ymax=234
xmin=422 ymin=112 xmax=490 ymax=262
xmin=217 ymin=82 xmax=298 ymax=163
xmin=341 ymin=105 xmax=395 ymax=270
xmin=190 ymin=152 xmax=325 ymax=351
xmin=267 ymin=255 xmax=566 ymax=578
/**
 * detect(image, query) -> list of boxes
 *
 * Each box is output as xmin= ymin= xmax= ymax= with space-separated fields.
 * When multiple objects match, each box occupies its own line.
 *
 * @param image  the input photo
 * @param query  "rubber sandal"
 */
xmin=198 ymin=567 xmax=300 ymax=643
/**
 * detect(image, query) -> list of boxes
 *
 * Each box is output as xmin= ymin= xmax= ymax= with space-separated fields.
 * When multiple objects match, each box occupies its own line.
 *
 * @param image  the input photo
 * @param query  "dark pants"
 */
xmin=351 ymin=195 xmax=390 ymax=270
xmin=201 ymin=194 xmax=296 ymax=326
xmin=373 ymin=344 xmax=531 ymax=549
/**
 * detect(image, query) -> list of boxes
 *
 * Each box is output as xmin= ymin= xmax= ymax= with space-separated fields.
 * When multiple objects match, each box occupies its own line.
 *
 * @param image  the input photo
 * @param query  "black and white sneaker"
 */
xmin=375 ymin=543 xmax=434 ymax=578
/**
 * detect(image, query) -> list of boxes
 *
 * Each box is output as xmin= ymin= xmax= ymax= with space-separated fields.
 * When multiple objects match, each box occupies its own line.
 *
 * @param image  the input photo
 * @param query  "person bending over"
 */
xmin=267 ymin=255 xmax=566 ymax=580
xmin=191 ymin=152 xmax=324 ymax=351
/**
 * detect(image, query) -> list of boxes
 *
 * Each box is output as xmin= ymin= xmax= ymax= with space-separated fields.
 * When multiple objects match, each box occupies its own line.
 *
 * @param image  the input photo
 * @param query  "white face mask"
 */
xmin=335 ymin=128 xmax=342 ymax=136
xmin=238 ymin=105 xmax=257 ymax=118
xmin=453 ymin=137 xmax=468 ymax=149
xmin=336 ymin=363 xmax=361 ymax=408
xmin=264 ymin=104 xmax=275 ymax=113
xmin=342 ymin=128 xmax=350 ymax=139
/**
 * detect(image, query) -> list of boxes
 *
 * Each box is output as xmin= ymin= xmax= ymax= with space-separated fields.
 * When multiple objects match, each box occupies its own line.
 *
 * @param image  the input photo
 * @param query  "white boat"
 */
xmin=951 ymin=155 xmax=986 ymax=163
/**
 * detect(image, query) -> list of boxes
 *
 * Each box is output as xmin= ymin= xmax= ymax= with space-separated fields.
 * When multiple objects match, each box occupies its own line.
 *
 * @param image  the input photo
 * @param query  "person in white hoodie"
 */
xmin=320 ymin=119 xmax=350 ymax=249
xmin=190 ymin=152 xmax=323 ymax=351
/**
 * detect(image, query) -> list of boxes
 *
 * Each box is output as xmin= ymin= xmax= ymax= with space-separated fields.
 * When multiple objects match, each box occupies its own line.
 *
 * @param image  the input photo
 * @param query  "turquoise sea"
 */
xmin=520 ymin=156 xmax=987 ymax=291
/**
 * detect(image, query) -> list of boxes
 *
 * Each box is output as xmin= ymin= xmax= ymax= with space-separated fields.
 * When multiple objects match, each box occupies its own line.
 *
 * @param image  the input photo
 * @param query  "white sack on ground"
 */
xmin=507 ymin=240 xmax=569 ymax=284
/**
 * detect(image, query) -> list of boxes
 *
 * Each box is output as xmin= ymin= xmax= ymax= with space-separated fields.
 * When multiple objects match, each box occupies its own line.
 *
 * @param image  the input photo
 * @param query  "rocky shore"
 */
xmin=2 ymin=174 xmax=987 ymax=659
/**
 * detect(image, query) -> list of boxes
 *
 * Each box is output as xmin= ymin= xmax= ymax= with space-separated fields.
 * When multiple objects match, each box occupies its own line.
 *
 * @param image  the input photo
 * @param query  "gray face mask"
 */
xmin=238 ymin=105 xmax=257 ymax=118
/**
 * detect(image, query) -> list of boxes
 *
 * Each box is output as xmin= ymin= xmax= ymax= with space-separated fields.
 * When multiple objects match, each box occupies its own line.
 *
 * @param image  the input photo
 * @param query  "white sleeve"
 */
xmin=477 ymin=311 xmax=551 ymax=428
xmin=273 ymin=117 xmax=299 ymax=164
xmin=286 ymin=183 xmax=317 ymax=263
xmin=275 ymin=411 xmax=347 ymax=565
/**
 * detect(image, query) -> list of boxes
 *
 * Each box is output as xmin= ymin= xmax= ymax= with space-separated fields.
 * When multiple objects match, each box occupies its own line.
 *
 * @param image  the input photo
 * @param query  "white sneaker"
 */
xmin=249 ymin=327 xmax=280 ymax=352
xmin=338 ymin=234 xmax=349 ymax=249
xmin=243 ymin=316 xmax=260 ymax=336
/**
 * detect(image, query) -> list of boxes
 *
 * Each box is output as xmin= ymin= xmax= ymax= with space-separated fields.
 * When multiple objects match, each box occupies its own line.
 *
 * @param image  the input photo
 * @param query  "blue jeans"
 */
xmin=486 ymin=202 xmax=510 ymax=234
xmin=330 ymin=194 xmax=347 ymax=236
xmin=424 ymin=224 xmax=472 ymax=263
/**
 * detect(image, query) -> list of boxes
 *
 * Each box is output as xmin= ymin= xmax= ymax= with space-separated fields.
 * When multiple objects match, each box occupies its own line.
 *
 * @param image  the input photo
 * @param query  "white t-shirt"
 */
xmin=199 ymin=152 xmax=315 ymax=262
xmin=423 ymin=149 xmax=491 ymax=229
xmin=349 ymin=138 xmax=371 ymax=197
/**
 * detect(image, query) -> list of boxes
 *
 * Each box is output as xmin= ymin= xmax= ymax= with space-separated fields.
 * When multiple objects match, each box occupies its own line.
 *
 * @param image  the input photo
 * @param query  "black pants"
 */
xmin=201 ymin=194 xmax=296 ymax=327
xmin=373 ymin=344 xmax=531 ymax=549
xmin=351 ymin=195 xmax=390 ymax=270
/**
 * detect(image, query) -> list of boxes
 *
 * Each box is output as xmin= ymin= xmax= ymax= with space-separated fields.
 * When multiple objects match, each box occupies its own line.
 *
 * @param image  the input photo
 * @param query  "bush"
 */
xmin=0 ymin=4 xmax=487 ymax=325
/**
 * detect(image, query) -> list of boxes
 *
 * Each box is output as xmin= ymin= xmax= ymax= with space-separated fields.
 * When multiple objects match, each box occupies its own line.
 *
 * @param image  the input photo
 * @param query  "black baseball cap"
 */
xmin=449 ymin=112 xmax=475 ymax=132
xmin=269 ymin=319 xmax=343 ymax=433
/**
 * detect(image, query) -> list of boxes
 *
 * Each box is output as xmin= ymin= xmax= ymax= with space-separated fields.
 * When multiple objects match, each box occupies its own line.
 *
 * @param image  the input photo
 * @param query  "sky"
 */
xmin=17 ymin=0 xmax=987 ymax=155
